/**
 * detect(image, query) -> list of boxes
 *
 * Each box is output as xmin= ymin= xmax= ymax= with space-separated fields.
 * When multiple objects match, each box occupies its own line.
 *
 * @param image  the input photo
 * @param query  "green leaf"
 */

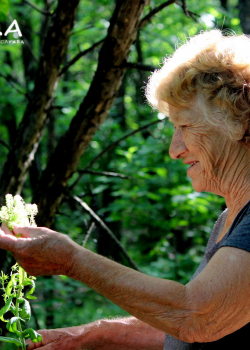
xmin=19 ymin=267 xmax=27 ymax=285
xmin=0 ymin=295 xmax=14 ymax=318
xmin=147 ymin=192 xmax=161 ymax=201
xmin=155 ymin=168 xmax=168 ymax=178
xmin=23 ymin=328 xmax=42 ymax=343
xmin=17 ymin=298 xmax=25 ymax=303
xmin=20 ymin=299 xmax=31 ymax=321
xmin=23 ymin=279 xmax=33 ymax=287
xmin=127 ymin=146 xmax=138 ymax=154
xmin=6 ymin=274 xmax=17 ymax=296
xmin=0 ymin=0 xmax=9 ymax=17
xmin=0 ymin=336 xmax=21 ymax=346
xmin=25 ymin=279 xmax=36 ymax=298
xmin=7 ymin=316 xmax=23 ymax=335
xmin=0 ymin=315 xmax=9 ymax=323
xmin=9 ymin=305 xmax=18 ymax=315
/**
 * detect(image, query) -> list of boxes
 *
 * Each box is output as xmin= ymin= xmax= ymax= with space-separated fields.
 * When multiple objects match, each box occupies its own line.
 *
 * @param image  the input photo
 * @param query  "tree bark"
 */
xmin=238 ymin=0 xmax=250 ymax=34
xmin=0 ymin=0 xmax=80 ymax=205
xmin=34 ymin=0 xmax=149 ymax=227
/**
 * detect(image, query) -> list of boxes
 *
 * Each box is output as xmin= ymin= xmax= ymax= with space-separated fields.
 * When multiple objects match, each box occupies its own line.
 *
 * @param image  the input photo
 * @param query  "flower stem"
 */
xmin=16 ymin=266 xmax=26 ymax=350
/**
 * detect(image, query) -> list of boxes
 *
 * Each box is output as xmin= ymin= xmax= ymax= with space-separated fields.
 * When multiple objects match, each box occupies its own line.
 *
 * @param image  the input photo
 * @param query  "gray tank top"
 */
xmin=163 ymin=209 xmax=227 ymax=350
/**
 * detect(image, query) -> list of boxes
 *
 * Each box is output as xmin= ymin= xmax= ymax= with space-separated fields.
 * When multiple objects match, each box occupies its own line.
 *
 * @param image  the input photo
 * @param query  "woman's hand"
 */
xmin=24 ymin=326 xmax=88 ymax=350
xmin=0 ymin=224 xmax=79 ymax=276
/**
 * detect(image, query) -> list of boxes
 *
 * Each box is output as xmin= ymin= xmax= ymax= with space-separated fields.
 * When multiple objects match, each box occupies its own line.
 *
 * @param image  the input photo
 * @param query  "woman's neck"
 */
xmin=217 ymin=188 xmax=250 ymax=243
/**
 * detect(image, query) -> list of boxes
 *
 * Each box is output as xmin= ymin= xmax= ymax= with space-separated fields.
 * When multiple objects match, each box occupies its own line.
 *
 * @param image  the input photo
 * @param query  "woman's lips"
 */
xmin=189 ymin=161 xmax=198 ymax=168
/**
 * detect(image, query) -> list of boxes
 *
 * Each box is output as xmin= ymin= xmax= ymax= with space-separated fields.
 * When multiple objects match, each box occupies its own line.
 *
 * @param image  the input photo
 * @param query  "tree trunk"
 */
xmin=34 ymin=0 xmax=149 ymax=227
xmin=0 ymin=0 xmax=80 ymax=205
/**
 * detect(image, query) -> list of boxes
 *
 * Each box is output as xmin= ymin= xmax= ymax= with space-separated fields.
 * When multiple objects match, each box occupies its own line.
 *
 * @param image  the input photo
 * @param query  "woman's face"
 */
xmin=168 ymin=104 xmax=244 ymax=195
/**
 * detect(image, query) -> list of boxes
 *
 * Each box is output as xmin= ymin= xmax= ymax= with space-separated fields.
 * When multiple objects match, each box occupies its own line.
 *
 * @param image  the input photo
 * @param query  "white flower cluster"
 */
xmin=0 ymin=194 xmax=38 ymax=230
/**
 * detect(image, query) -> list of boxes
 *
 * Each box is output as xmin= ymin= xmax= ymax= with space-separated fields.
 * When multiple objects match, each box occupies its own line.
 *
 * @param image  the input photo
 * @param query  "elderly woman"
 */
xmin=1 ymin=29 xmax=250 ymax=350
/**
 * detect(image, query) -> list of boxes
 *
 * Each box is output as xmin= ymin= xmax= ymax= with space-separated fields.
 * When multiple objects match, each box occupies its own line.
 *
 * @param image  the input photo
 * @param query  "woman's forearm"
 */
xmin=84 ymin=317 xmax=165 ymax=350
xmin=69 ymin=247 xmax=189 ymax=340
xmin=27 ymin=317 xmax=165 ymax=350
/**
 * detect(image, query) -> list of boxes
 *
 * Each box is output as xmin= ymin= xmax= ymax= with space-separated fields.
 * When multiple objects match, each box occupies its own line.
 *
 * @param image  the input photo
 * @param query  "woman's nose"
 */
xmin=169 ymin=128 xmax=188 ymax=159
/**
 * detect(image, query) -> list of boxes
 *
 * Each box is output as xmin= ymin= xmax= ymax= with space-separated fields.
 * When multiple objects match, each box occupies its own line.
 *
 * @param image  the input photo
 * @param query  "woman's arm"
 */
xmin=2 ymin=225 xmax=250 ymax=344
xmin=26 ymin=317 xmax=165 ymax=350
xmin=184 ymin=246 xmax=250 ymax=343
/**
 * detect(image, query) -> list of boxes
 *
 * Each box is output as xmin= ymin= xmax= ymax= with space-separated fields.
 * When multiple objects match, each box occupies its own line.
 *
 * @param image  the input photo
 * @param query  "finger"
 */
xmin=27 ymin=344 xmax=55 ymax=350
xmin=0 ymin=231 xmax=18 ymax=251
xmin=26 ymin=330 xmax=54 ymax=349
xmin=1 ymin=222 xmax=15 ymax=235
xmin=12 ymin=225 xmax=45 ymax=238
xmin=26 ymin=340 xmax=43 ymax=349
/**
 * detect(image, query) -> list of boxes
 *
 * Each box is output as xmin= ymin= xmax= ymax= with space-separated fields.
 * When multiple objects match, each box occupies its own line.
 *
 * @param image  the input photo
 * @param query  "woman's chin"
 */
xmin=191 ymin=180 xmax=206 ymax=193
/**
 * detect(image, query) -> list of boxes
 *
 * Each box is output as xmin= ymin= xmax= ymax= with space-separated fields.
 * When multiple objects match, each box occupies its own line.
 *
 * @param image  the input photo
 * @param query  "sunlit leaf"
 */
xmin=0 ymin=336 xmax=21 ymax=346
xmin=20 ymin=299 xmax=31 ymax=321
xmin=23 ymin=328 xmax=42 ymax=343
xmin=7 ymin=316 xmax=24 ymax=336
xmin=0 ymin=295 xmax=14 ymax=318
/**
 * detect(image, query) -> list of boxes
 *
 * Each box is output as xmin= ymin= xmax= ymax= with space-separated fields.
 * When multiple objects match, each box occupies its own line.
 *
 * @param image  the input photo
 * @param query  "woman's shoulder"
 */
xmin=220 ymin=199 xmax=250 ymax=252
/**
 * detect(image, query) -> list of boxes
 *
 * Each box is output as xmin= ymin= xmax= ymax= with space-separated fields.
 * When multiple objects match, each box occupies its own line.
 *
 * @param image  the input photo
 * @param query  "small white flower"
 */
xmin=0 ymin=194 xmax=38 ymax=230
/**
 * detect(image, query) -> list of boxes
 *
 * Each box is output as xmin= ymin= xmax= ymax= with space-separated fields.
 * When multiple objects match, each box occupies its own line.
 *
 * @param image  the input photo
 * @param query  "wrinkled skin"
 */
xmin=0 ymin=223 xmax=78 ymax=276
xmin=23 ymin=319 xmax=165 ymax=350
xmin=169 ymin=104 xmax=248 ymax=195
xmin=3 ymin=101 xmax=250 ymax=349
xmin=24 ymin=327 xmax=85 ymax=350
xmin=169 ymin=103 xmax=250 ymax=238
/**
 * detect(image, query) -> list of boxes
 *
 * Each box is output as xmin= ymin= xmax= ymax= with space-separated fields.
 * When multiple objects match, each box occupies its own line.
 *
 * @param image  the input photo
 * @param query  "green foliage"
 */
xmin=0 ymin=0 xmax=240 ymax=342
xmin=0 ymin=195 xmax=41 ymax=349
xmin=0 ymin=0 xmax=9 ymax=19
xmin=0 ymin=264 xmax=41 ymax=349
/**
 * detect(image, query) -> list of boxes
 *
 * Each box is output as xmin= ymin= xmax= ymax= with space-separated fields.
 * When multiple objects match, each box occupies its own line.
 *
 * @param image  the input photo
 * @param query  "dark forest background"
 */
xmin=0 ymin=0 xmax=248 ymax=348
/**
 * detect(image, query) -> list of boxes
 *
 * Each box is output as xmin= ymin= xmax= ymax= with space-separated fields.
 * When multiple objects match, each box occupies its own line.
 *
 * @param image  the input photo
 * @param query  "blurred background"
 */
xmin=0 ymin=0 xmax=246 ymax=348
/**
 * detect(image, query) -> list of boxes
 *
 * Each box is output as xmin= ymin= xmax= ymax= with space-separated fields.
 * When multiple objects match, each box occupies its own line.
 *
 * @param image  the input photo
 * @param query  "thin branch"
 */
xmin=140 ymin=0 xmax=199 ymax=27
xmin=71 ymin=24 xmax=95 ymax=36
xmin=47 ymin=105 xmax=64 ymax=111
xmin=58 ymin=38 xmax=105 ymax=77
xmin=85 ymin=118 xmax=166 ymax=171
xmin=24 ymin=0 xmax=53 ymax=16
xmin=125 ymin=62 xmax=157 ymax=72
xmin=82 ymin=222 xmax=95 ymax=247
xmin=0 ymin=138 xmax=10 ymax=150
xmin=73 ymin=195 xmax=141 ymax=271
xmin=70 ymin=117 xmax=167 ymax=190
xmin=176 ymin=1 xmax=200 ymax=21
xmin=78 ymin=170 xmax=130 ymax=179
xmin=181 ymin=0 xmax=189 ymax=17
xmin=139 ymin=0 xmax=177 ymax=28
xmin=188 ymin=11 xmax=200 ymax=22
xmin=0 ymin=73 xmax=27 ymax=97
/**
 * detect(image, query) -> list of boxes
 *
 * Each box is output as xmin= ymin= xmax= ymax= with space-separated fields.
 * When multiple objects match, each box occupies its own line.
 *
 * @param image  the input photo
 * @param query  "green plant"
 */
xmin=0 ymin=194 xmax=42 ymax=349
